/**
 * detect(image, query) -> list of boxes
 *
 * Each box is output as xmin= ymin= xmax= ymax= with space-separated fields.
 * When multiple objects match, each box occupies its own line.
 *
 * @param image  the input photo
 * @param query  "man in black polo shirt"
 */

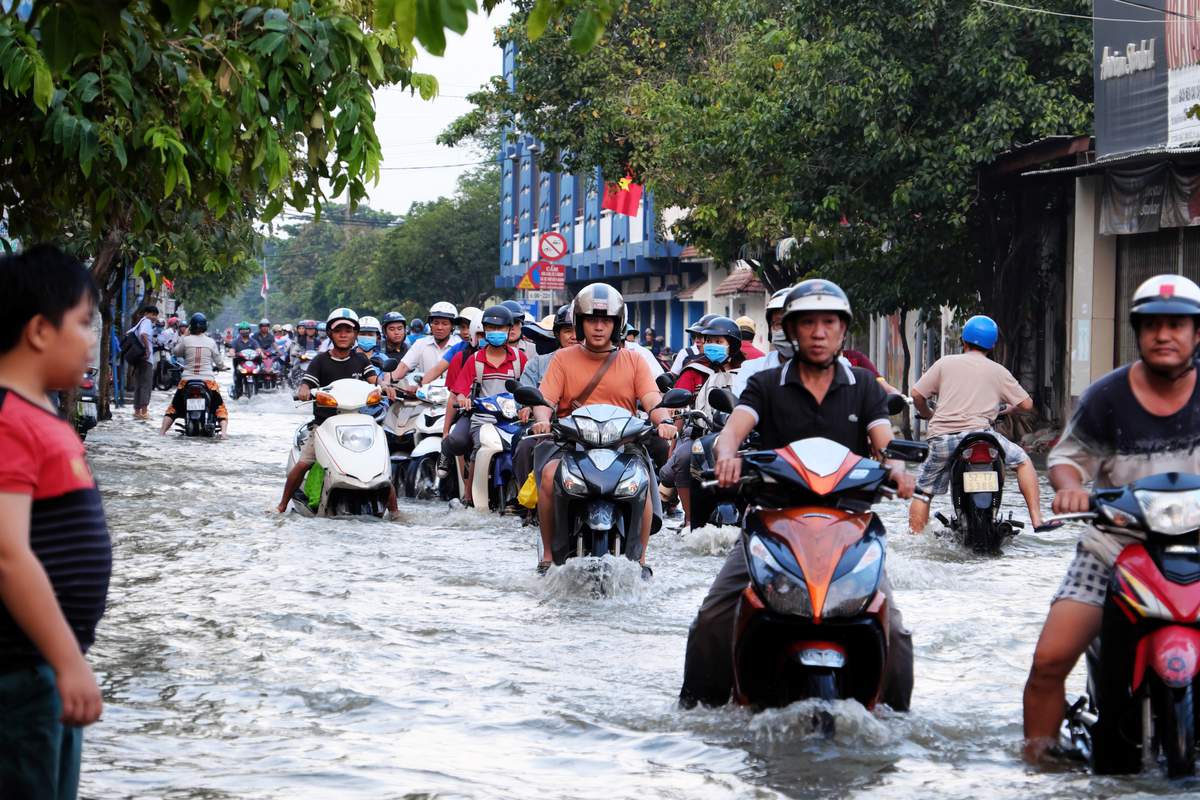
xmin=678 ymin=279 xmax=916 ymax=709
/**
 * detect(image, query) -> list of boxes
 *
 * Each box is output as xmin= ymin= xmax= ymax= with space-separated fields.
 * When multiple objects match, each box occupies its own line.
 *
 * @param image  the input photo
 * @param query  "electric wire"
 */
xmin=976 ymin=0 xmax=1180 ymax=21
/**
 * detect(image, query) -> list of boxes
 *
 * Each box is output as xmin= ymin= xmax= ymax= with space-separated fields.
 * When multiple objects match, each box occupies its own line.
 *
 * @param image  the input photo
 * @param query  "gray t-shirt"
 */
xmin=913 ymin=352 xmax=1029 ymax=437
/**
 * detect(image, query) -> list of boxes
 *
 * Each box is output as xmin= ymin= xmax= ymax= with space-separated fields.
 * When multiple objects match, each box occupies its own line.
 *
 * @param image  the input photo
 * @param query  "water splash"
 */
xmin=748 ymin=698 xmax=894 ymax=747
xmin=540 ymin=555 xmax=650 ymax=601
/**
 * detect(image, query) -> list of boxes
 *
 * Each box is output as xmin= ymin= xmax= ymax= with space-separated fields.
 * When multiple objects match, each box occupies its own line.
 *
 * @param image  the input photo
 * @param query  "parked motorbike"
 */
xmin=175 ymin=379 xmax=219 ymax=437
xmin=232 ymin=349 xmax=261 ymax=399
xmin=74 ymin=368 xmax=99 ymax=440
xmin=286 ymin=378 xmax=392 ymax=517
xmin=1051 ymin=473 xmax=1200 ymax=777
xmin=513 ymin=385 xmax=660 ymax=565
xmin=932 ymin=429 xmax=1025 ymax=553
xmin=153 ymin=345 xmax=183 ymax=390
xmin=698 ymin=434 xmax=928 ymax=715
xmin=467 ymin=391 xmax=522 ymax=512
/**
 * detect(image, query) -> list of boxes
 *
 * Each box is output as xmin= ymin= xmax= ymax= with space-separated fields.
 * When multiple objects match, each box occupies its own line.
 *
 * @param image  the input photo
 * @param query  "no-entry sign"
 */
xmin=539 ymin=231 xmax=568 ymax=262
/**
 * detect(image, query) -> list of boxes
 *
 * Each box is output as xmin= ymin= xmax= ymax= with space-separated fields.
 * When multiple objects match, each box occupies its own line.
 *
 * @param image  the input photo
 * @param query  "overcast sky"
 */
xmin=363 ymin=4 xmax=514 ymax=216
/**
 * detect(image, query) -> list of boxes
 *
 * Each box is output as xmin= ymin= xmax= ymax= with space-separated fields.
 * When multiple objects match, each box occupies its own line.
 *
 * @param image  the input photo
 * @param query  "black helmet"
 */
xmin=553 ymin=304 xmax=573 ymax=332
xmin=381 ymin=311 xmax=406 ymax=330
xmin=481 ymin=305 xmax=514 ymax=328
xmin=698 ymin=315 xmax=741 ymax=347
xmin=189 ymin=312 xmax=208 ymax=333
xmin=687 ymin=313 xmax=718 ymax=335
xmin=500 ymin=299 xmax=526 ymax=324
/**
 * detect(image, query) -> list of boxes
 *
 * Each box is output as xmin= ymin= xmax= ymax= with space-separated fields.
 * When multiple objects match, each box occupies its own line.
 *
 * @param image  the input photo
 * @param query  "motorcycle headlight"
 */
xmin=747 ymin=535 xmax=812 ymax=617
xmin=614 ymin=462 xmax=647 ymax=498
xmin=559 ymin=459 xmax=588 ymax=496
xmin=575 ymin=417 xmax=628 ymax=446
xmin=336 ymin=425 xmax=376 ymax=453
xmin=479 ymin=400 xmax=499 ymax=414
xmin=822 ymin=539 xmax=884 ymax=618
xmin=1135 ymin=489 xmax=1200 ymax=535
xmin=498 ymin=397 xmax=518 ymax=419
xmin=575 ymin=417 xmax=602 ymax=445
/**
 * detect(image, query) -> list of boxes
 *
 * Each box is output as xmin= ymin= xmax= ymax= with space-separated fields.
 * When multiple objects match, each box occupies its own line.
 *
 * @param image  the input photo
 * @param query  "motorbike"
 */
xmin=153 ymin=345 xmax=183 ymax=390
xmin=698 ymin=434 xmax=928 ymax=714
xmin=74 ymin=368 xmax=99 ymax=440
xmin=1051 ymin=473 xmax=1200 ymax=777
xmin=465 ymin=391 xmax=522 ymax=512
xmin=931 ymin=428 xmax=1025 ymax=553
xmin=175 ymin=379 xmax=219 ymax=437
xmin=259 ymin=352 xmax=282 ymax=392
xmin=383 ymin=378 xmax=452 ymax=499
xmin=289 ymin=349 xmax=317 ymax=389
xmin=232 ymin=349 xmax=262 ymax=399
xmin=513 ymin=385 xmax=661 ymax=565
xmin=286 ymin=378 xmax=393 ymax=517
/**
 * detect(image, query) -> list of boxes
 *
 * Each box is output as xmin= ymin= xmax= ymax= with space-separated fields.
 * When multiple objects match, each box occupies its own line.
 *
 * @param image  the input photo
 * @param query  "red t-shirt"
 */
xmin=449 ymin=346 xmax=528 ymax=396
xmin=843 ymin=349 xmax=880 ymax=377
xmin=675 ymin=365 xmax=712 ymax=393
xmin=0 ymin=390 xmax=111 ymax=664
xmin=740 ymin=341 xmax=765 ymax=360
xmin=445 ymin=345 xmax=476 ymax=392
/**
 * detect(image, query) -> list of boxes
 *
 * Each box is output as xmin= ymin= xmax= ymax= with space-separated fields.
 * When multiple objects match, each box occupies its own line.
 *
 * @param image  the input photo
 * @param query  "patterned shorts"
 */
xmin=914 ymin=429 xmax=1028 ymax=496
xmin=1052 ymin=544 xmax=1110 ymax=608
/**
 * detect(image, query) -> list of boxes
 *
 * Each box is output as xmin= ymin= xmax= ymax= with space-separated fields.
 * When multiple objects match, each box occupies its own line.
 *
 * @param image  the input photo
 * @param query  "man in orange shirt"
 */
xmin=531 ymin=284 xmax=676 ymax=574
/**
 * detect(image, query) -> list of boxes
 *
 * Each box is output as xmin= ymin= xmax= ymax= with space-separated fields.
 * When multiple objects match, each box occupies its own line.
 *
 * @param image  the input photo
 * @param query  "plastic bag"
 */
xmin=302 ymin=463 xmax=325 ymax=510
xmin=517 ymin=472 xmax=538 ymax=509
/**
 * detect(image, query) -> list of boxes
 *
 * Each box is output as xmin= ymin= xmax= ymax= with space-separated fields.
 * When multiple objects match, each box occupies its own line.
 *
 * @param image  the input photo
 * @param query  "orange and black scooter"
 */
xmin=702 ymin=435 xmax=927 ymax=711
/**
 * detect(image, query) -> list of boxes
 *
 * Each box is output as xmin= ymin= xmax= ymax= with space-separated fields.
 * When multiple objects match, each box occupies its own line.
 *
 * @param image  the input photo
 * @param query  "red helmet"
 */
xmin=167 ymin=316 xmax=180 ymax=327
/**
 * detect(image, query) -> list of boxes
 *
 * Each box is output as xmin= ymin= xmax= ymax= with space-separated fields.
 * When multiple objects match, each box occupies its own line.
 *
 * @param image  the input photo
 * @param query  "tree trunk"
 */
xmin=89 ymin=228 xmax=126 ymax=421
xmin=898 ymin=308 xmax=912 ymax=439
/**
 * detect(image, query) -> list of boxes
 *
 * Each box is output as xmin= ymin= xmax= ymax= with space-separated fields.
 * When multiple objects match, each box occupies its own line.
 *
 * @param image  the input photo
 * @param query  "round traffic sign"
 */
xmin=539 ymin=231 xmax=568 ymax=261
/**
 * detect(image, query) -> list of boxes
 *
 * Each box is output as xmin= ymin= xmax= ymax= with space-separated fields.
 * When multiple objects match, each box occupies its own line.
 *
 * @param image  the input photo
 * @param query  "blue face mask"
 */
xmin=704 ymin=343 xmax=729 ymax=364
xmin=485 ymin=331 xmax=509 ymax=348
xmin=357 ymin=336 xmax=377 ymax=352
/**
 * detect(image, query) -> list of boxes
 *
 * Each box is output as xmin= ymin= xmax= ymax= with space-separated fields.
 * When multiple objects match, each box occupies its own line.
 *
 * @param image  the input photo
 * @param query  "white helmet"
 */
xmin=428 ymin=301 xmax=458 ymax=321
xmin=456 ymin=306 xmax=481 ymax=325
xmin=572 ymin=283 xmax=626 ymax=345
xmin=283 ymin=323 xmax=294 ymax=333
xmin=358 ymin=315 xmax=382 ymax=335
xmin=781 ymin=279 xmax=852 ymax=323
xmin=765 ymin=286 xmax=791 ymax=324
xmin=1130 ymin=275 xmax=1200 ymax=325
xmin=326 ymin=307 xmax=359 ymax=332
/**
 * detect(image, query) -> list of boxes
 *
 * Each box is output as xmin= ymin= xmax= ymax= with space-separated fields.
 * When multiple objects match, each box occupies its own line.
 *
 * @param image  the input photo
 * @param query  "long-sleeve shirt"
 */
xmin=173 ymin=334 xmax=224 ymax=380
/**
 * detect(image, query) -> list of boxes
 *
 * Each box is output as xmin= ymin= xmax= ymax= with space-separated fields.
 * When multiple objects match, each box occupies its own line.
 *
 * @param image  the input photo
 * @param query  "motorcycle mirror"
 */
xmin=886 ymin=394 xmax=910 ymax=416
xmin=708 ymin=388 xmax=736 ymax=414
xmin=882 ymin=439 xmax=929 ymax=463
xmin=504 ymin=378 xmax=521 ymax=394
xmin=654 ymin=387 xmax=694 ymax=410
xmin=655 ymin=373 xmax=675 ymax=393
xmin=513 ymin=385 xmax=552 ymax=408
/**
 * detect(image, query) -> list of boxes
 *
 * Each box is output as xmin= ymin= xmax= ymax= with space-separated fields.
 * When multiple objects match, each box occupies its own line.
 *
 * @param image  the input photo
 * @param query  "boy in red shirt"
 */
xmin=0 ymin=245 xmax=112 ymax=798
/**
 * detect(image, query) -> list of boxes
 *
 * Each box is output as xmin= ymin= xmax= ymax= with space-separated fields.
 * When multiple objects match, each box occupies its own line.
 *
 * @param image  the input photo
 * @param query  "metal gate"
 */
xmin=1115 ymin=229 xmax=1182 ymax=365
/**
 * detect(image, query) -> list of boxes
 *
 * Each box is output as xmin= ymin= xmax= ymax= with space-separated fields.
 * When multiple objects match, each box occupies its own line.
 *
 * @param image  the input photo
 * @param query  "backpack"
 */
xmin=119 ymin=326 xmax=146 ymax=364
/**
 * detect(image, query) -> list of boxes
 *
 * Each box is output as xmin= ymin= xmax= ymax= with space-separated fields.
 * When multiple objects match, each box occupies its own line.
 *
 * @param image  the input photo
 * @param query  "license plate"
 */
xmin=186 ymin=398 xmax=207 ymax=411
xmin=79 ymin=400 xmax=97 ymax=419
xmin=963 ymin=471 xmax=999 ymax=493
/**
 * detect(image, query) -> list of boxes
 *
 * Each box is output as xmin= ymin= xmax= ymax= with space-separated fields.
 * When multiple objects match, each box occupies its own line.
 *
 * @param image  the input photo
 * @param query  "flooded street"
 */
xmin=77 ymin=377 xmax=1195 ymax=798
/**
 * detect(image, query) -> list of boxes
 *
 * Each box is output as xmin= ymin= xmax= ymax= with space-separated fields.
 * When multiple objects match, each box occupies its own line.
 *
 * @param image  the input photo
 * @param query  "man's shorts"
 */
xmin=1052 ymin=544 xmax=1109 ymax=608
xmin=915 ymin=429 xmax=1028 ymax=496
xmin=297 ymin=426 xmax=317 ymax=467
xmin=658 ymin=437 xmax=693 ymax=489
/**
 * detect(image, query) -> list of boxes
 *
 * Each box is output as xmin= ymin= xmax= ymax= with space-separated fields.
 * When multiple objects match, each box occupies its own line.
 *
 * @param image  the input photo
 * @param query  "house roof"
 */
xmin=676 ymin=278 xmax=708 ymax=300
xmin=713 ymin=266 xmax=765 ymax=297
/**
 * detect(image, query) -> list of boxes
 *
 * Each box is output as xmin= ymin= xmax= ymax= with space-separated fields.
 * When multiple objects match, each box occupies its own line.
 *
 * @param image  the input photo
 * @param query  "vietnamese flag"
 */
xmin=602 ymin=174 xmax=643 ymax=217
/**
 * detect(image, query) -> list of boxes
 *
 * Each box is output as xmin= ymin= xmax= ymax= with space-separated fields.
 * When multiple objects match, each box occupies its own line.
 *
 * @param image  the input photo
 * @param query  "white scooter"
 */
xmin=468 ymin=391 xmax=521 ymax=512
xmin=383 ymin=376 xmax=453 ymax=499
xmin=287 ymin=378 xmax=392 ymax=517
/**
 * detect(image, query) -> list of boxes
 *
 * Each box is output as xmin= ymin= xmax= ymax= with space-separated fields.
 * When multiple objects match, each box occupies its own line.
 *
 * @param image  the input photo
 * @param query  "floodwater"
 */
xmin=77 ymin=375 xmax=1197 ymax=798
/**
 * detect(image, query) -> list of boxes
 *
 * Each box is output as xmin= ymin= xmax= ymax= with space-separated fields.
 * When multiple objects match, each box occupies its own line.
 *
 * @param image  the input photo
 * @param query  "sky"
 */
xmin=362 ymin=4 xmax=514 ymax=217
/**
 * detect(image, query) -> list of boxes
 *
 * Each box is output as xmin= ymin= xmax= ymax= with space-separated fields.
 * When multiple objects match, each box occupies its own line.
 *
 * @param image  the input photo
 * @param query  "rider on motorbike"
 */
xmin=442 ymin=305 xmax=529 ymax=506
xmin=530 ymin=284 xmax=676 ymax=574
xmin=356 ymin=315 xmax=383 ymax=356
xmin=678 ymin=278 xmax=916 ymax=709
xmin=907 ymin=315 xmax=1049 ymax=533
xmin=157 ymin=316 xmax=181 ymax=351
xmin=732 ymin=287 xmax=792 ymax=396
xmin=1022 ymin=274 xmax=1200 ymax=763
xmin=512 ymin=305 xmax=577 ymax=495
xmin=229 ymin=322 xmax=258 ymax=399
xmin=405 ymin=318 xmax=426 ymax=348
xmin=159 ymin=312 xmax=228 ymax=437
xmin=253 ymin=319 xmax=277 ymax=355
xmin=381 ymin=312 xmax=408 ymax=360
xmin=389 ymin=303 xmax=461 ymax=385
xmin=671 ymin=313 xmax=719 ymax=374
xmin=276 ymin=308 xmax=394 ymax=515
xmin=295 ymin=320 xmax=319 ymax=352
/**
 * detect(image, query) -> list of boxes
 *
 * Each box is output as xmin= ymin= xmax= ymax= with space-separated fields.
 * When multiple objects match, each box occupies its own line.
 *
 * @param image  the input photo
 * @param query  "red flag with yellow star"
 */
xmin=602 ymin=174 xmax=643 ymax=217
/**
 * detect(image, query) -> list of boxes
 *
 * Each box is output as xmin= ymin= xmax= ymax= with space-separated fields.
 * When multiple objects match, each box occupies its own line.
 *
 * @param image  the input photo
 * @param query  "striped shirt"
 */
xmin=0 ymin=390 xmax=112 ymax=667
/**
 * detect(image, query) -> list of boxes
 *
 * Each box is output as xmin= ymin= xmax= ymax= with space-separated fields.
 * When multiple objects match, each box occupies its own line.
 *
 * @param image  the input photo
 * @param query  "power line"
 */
xmin=976 ymin=0 xmax=1174 ymax=21
xmin=1109 ymin=0 xmax=1197 ymax=21
xmin=378 ymin=159 xmax=494 ymax=171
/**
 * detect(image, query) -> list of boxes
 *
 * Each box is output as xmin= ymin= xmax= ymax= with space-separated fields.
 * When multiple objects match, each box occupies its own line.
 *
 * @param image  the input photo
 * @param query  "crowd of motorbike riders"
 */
xmin=145 ymin=269 xmax=1200 ymax=773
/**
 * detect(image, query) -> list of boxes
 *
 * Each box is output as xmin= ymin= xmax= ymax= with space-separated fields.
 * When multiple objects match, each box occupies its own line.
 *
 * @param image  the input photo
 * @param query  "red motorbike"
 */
xmin=1053 ymin=473 xmax=1200 ymax=777
xmin=701 ymin=435 xmax=927 ymax=717
xmin=233 ymin=348 xmax=261 ymax=399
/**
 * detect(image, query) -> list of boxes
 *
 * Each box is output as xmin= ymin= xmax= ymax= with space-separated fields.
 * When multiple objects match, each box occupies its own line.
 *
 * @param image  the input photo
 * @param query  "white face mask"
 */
xmin=771 ymin=329 xmax=795 ymax=359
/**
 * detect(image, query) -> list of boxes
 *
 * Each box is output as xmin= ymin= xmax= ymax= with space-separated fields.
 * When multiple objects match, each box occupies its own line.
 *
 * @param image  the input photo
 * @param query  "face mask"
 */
xmin=771 ymin=329 xmax=795 ymax=359
xmin=485 ymin=331 xmax=508 ymax=347
xmin=357 ymin=336 xmax=377 ymax=352
xmin=703 ymin=343 xmax=729 ymax=364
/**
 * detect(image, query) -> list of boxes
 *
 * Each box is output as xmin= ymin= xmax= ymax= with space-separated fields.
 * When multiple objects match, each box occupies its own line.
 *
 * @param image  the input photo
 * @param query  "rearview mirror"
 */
xmin=513 ymin=385 xmax=552 ymax=408
xmin=656 ymin=373 xmax=675 ymax=393
xmin=883 ymin=439 xmax=929 ymax=463
xmin=886 ymin=394 xmax=909 ymax=416
xmin=504 ymin=378 xmax=521 ymax=394
xmin=654 ymin=387 xmax=694 ymax=410
xmin=708 ymin=388 xmax=736 ymax=414
xmin=379 ymin=358 xmax=399 ymax=374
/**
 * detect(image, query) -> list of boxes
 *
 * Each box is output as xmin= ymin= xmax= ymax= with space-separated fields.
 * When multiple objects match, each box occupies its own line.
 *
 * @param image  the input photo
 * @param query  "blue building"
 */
xmin=495 ymin=42 xmax=708 ymax=351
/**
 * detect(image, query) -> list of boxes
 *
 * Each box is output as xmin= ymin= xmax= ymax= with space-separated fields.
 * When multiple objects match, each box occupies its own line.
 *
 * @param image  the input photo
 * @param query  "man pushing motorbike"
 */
xmin=1022 ymin=275 xmax=1200 ymax=763
xmin=678 ymin=278 xmax=916 ymax=709
xmin=529 ymin=284 xmax=676 ymax=575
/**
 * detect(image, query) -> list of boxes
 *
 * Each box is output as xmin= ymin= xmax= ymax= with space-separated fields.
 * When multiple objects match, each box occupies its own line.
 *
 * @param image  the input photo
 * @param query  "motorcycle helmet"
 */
xmin=188 ymin=312 xmax=208 ymax=333
xmin=316 ymin=322 xmax=326 ymax=334
xmin=699 ymin=316 xmax=742 ymax=349
xmin=782 ymin=279 xmax=852 ymax=325
xmin=500 ymin=299 xmax=527 ymax=325
xmin=571 ymin=283 xmax=626 ymax=345
xmin=481 ymin=305 xmax=515 ymax=329
xmin=410 ymin=318 xmax=425 ymax=334
xmin=455 ymin=306 xmax=481 ymax=327
xmin=381 ymin=311 xmax=406 ymax=331
xmin=283 ymin=323 xmax=294 ymax=334
xmin=237 ymin=321 xmax=251 ymax=332
xmin=358 ymin=315 xmax=382 ymax=336
xmin=961 ymin=315 xmax=999 ymax=351
xmin=326 ymin=307 xmax=360 ymax=332
xmin=259 ymin=318 xmax=270 ymax=327
xmin=1129 ymin=275 xmax=1200 ymax=326
xmin=460 ymin=306 xmax=484 ymax=330
xmin=428 ymin=302 xmax=458 ymax=322
xmin=735 ymin=316 xmax=756 ymax=340
xmin=553 ymin=303 xmax=573 ymax=332
xmin=167 ymin=316 xmax=180 ymax=328
xmin=687 ymin=313 xmax=718 ymax=336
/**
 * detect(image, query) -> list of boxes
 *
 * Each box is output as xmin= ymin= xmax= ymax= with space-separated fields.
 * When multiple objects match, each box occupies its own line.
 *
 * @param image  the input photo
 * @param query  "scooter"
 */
xmin=74 ymin=368 xmax=99 ymax=440
xmin=468 ymin=391 xmax=522 ymax=512
xmin=513 ymin=385 xmax=660 ymax=565
xmin=286 ymin=378 xmax=392 ymax=517
xmin=932 ymin=429 xmax=1025 ymax=553
xmin=698 ymin=434 xmax=928 ymax=715
xmin=153 ymin=345 xmax=183 ymax=390
xmin=1052 ymin=473 xmax=1200 ymax=778
xmin=176 ymin=379 xmax=219 ymax=437
xmin=232 ymin=349 xmax=261 ymax=399
xmin=289 ymin=349 xmax=317 ymax=388
xmin=259 ymin=353 xmax=281 ymax=392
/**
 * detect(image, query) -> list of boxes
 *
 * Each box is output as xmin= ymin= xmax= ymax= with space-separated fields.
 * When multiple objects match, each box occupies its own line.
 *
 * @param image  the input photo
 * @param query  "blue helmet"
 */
xmin=961 ymin=315 xmax=998 ymax=350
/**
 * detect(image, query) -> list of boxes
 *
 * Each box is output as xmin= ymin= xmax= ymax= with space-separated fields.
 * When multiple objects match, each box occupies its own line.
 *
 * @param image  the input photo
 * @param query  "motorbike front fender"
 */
xmin=1134 ymin=625 xmax=1200 ymax=690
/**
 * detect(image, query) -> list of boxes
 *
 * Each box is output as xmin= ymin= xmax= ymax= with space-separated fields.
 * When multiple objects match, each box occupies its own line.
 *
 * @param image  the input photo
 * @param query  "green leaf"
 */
xmin=38 ymin=5 xmax=83 ymax=73
xmin=108 ymin=71 xmax=133 ymax=107
xmin=527 ymin=0 xmax=558 ymax=41
xmin=411 ymin=72 xmax=439 ymax=101
xmin=111 ymin=135 xmax=128 ymax=169
xmin=73 ymin=72 xmax=101 ymax=104
xmin=263 ymin=8 xmax=290 ymax=32
xmin=31 ymin=57 xmax=53 ymax=112
xmin=439 ymin=0 xmax=471 ymax=36
xmin=261 ymin=194 xmax=285 ymax=222
xmin=415 ymin=0 xmax=447 ymax=56
xmin=163 ymin=0 xmax=201 ymax=30
xmin=374 ymin=0 xmax=399 ymax=28
xmin=393 ymin=0 xmax=417 ymax=43
xmin=569 ymin=9 xmax=604 ymax=54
